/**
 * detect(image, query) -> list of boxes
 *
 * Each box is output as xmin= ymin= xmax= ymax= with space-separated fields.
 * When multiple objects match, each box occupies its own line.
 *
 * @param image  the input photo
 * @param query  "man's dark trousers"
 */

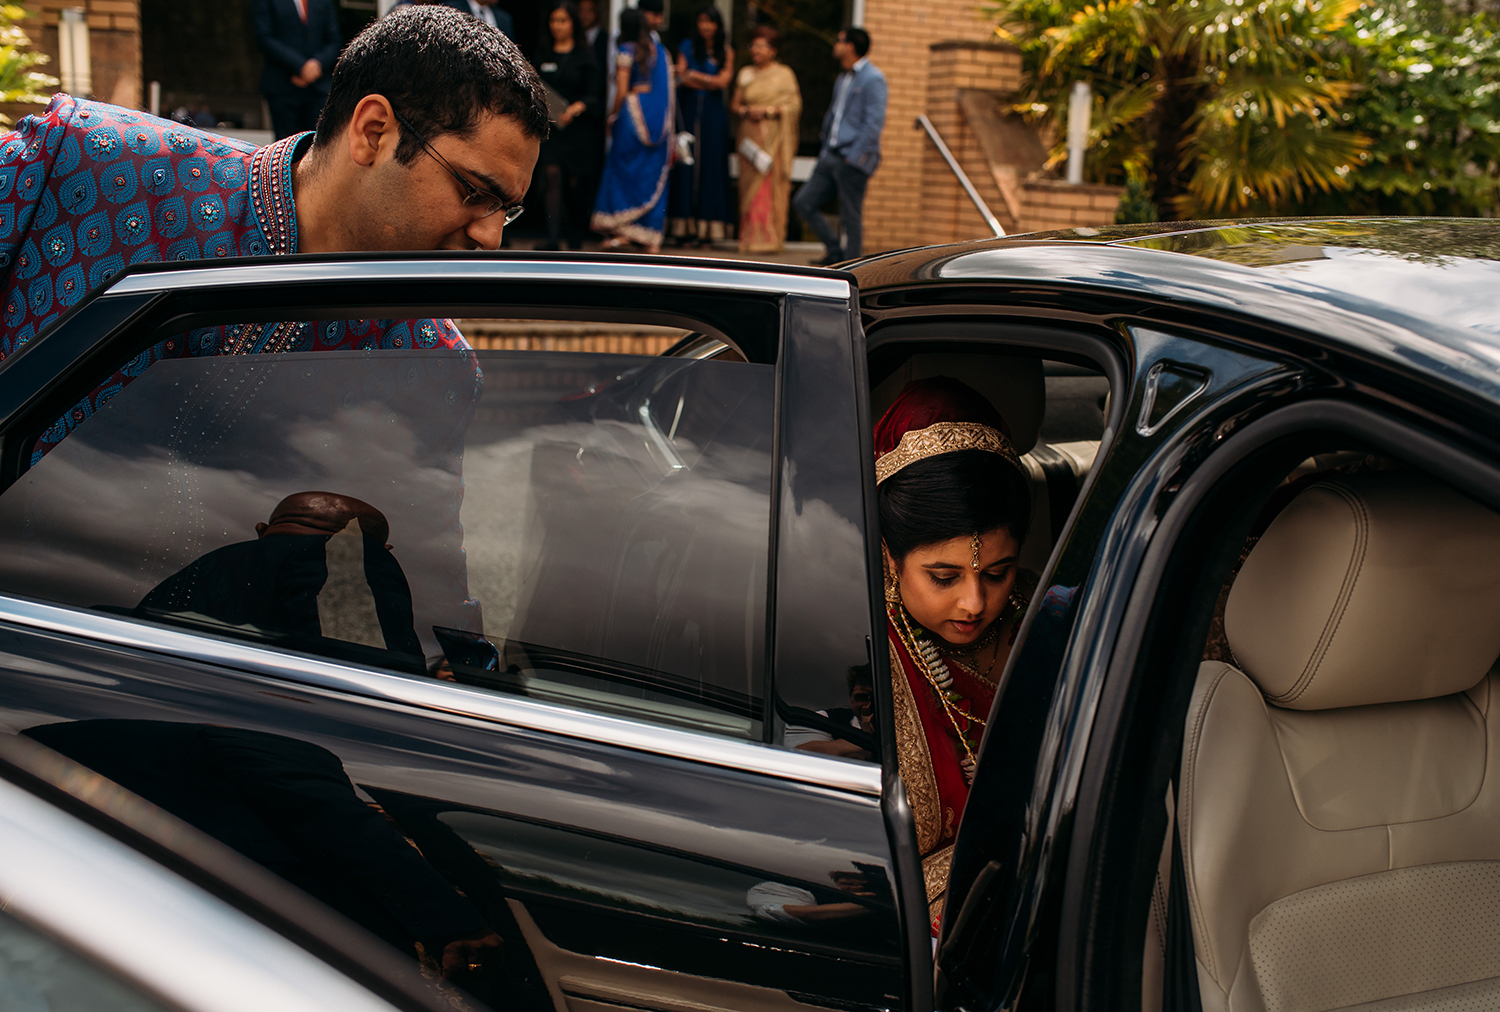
xmin=265 ymin=88 xmax=328 ymax=139
xmin=795 ymin=152 xmax=870 ymax=262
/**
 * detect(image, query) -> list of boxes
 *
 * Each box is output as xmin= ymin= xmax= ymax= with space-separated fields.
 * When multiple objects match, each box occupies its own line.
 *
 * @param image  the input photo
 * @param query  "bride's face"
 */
xmin=890 ymin=525 xmax=1021 ymax=646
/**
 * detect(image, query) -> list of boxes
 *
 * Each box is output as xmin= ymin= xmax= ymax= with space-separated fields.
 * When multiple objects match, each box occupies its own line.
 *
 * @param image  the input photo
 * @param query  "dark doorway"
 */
xmin=142 ymin=0 xmax=376 ymax=131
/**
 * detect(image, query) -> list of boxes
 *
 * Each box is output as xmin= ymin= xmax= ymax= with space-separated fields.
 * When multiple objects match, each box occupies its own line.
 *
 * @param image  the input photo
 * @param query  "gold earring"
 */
xmin=884 ymin=568 xmax=901 ymax=603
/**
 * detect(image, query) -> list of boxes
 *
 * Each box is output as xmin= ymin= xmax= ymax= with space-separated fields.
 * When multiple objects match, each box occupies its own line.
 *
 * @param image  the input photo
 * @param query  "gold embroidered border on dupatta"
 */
xmin=891 ymin=636 xmax=942 ymax=861
xmin=923 ymin=844 xmax=955 ymax=905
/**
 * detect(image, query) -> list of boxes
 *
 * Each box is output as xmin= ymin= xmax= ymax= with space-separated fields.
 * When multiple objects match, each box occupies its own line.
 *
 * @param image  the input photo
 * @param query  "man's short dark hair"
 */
xmin=317 ymin=5 xmax=549 ymax=164
xmin=841 ymin=26 xmax=871 ymax=58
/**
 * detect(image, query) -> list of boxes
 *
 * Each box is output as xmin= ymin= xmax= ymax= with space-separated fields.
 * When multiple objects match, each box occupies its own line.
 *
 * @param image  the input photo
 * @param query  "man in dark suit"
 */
xmin=793 ymin=26 xmax=888 ymax=265
xmin=253 ymin=0 xmax=342 ymax=140
xmin=408 ymin=0 xmax=515 ymax=40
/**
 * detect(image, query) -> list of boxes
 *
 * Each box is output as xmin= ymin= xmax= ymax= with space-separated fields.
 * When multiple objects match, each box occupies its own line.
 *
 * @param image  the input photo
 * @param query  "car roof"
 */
xmin=850 ymin=217 xmax=1500 ymax=408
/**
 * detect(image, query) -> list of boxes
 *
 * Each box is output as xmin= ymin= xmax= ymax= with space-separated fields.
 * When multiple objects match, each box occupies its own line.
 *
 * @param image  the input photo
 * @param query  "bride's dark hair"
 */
xmin=879 ymin=449 xmax=1031 ymax=561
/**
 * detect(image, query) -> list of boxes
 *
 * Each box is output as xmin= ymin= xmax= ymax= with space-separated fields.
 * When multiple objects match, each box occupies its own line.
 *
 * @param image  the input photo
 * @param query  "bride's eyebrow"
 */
xmin=921 ymin=556 xmax=1019 ymax=570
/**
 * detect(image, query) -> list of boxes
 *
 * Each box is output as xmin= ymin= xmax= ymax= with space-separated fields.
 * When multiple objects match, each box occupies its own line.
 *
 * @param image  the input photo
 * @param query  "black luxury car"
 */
xmin=1 ymin=217 xmax=1498 ymax=1012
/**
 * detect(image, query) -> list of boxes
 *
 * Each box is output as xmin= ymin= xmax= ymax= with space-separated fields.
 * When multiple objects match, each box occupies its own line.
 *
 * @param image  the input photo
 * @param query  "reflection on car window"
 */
xmin=0 ymin=907 xmax=171 ymax=1012
xmin=24 ymin=719 xmax=505 ymax=990
xmin=0 ymin=341 xmax=773 ymax=741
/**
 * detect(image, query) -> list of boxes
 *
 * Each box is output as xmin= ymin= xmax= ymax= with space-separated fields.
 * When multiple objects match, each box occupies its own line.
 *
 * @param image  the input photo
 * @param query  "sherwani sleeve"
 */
xmin=0 ymin=95 xmax=74 ymax=356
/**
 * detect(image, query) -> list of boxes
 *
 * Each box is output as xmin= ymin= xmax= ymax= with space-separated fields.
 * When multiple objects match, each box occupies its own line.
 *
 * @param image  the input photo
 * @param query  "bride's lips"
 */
xmin=948 ymin=619 xmax=980 ymax=636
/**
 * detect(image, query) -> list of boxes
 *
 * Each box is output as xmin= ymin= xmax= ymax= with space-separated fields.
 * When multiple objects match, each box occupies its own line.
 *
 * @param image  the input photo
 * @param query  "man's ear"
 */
xmin=255 ymin=522 xmax=269 ymax=538
xmin=346 ymin=94 xmax=400 ymax=169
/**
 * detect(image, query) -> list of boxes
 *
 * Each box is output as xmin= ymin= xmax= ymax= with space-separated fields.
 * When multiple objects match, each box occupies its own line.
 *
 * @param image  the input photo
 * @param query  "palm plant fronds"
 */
xmin=986 ymin=0 xmax=1368 ymax=217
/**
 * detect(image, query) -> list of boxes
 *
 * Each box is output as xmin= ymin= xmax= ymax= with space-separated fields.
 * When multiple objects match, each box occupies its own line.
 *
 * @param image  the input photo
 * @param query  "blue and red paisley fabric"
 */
xmin=0 ymin=95 xmax=470 ymax=462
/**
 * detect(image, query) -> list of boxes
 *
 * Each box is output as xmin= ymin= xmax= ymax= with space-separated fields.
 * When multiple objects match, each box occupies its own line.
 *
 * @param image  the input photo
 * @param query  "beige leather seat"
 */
xmin=1180 ymin=472 xmax=1500 ymax=1012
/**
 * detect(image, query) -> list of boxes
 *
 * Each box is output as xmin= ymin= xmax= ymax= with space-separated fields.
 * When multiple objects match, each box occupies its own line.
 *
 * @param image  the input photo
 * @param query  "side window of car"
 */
xmin=0 ymin=312 xmax=775 ymax=741
xmin=0 ymin=907 xmax=172 ymax=1012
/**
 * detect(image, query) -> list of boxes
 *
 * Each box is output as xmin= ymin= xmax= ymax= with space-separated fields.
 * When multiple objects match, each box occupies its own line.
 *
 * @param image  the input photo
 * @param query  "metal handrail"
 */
xmin=914 ymin=114 xmax=1006 ymax=238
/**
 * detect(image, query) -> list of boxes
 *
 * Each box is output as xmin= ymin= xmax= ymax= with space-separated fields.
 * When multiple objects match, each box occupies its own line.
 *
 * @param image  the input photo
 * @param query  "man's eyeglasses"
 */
xmin=393 ymin=110 xmax=524 ymax=224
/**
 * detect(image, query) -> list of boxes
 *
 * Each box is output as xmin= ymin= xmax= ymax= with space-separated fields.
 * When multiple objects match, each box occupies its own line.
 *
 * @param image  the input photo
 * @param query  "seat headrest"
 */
xmin=1225 ymin=472 xmax=1500 ymax=710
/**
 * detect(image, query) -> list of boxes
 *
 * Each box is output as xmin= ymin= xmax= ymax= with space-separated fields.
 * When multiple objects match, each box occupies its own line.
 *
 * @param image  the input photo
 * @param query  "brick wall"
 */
xmin=25 ymin=0 xmax=141 ymax=109
xmin=1018 ymin=180 xmax=1125 ymax=233
xmin=457 ymin=322 xmax=689 ymax=356
xmin=859 ymin=0 xmax=1125 ymax=249
xmin=860 ymin=0 xmax=995 ymax=253
xmin=919 ymin=41 xmax=1022 ymax=245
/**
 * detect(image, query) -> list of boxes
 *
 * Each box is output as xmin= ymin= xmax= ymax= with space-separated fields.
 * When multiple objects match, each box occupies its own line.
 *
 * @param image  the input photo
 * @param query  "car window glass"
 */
xmin=0 ymin=907 xmax=171 ymax=1012
xmin=0 ymin=317 xmax=774 ymax=741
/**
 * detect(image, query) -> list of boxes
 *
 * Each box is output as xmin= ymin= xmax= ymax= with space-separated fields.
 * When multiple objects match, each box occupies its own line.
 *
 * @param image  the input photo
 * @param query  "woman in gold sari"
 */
xmin=729 ymin=27 xmax=801 ymax=253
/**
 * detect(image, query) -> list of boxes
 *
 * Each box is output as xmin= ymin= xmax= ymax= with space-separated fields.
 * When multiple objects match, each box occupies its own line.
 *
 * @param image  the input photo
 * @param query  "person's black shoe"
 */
xmin=809 ymin=252 xmax=845 ymax=267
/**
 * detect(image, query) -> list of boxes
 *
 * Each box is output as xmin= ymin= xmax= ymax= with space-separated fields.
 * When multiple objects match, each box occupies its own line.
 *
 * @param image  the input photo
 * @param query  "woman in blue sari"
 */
xmin=667 ymin=5 xmax=734 ymax=247
xmin=591 ymin=8 xmax=673 ymax=252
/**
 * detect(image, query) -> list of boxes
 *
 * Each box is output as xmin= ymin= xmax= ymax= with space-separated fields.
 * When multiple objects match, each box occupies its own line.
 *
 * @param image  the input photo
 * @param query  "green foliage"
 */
xmin=989 ymin=0 xmax=1368 ymax=218
xmin=0 ymin=4 xmax=57 ymax=125
xmin=1305 ymin=3 xmax=1500 ymax=216
xmin=1115 ymin=175 xmax=1159 ymax=222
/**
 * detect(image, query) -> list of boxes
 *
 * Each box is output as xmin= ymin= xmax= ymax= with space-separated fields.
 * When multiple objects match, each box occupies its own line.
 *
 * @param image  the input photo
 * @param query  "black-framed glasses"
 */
xmin=393 ymin=110 xmax=525 ymax=224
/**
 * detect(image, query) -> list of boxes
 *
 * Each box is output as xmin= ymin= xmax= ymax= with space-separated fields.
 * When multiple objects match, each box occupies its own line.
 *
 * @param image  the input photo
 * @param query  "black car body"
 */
xmin=2 ymin=217 xmax=1499 ymax=1012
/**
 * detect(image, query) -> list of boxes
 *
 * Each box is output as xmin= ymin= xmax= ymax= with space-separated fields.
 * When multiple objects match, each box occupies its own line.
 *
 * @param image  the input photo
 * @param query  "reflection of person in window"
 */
xmin=747 ymin=868 xmax=882 ymax=924
xmin=23 ymin=720 xmax=502 ymax=982
xmin=137 ymin=491 xmax=423 ymax=658
xmin=875 ymin=377 xmax=1034 ymax=934
xmin=787 ymin=665 xmax=875 ymax=760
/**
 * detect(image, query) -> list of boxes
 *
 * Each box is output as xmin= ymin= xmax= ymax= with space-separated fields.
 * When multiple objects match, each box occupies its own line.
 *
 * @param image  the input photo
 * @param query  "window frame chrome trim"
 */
xmin=0 ymin=593 xmax=883 ymax=797
xmin=104 ymin=260 xmax=853 ymax=301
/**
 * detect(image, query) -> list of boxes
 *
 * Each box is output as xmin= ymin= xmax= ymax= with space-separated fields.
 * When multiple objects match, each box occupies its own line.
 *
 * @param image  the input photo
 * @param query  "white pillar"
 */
xmin=1065 ymin=81 xmax=1090 ymax=185
xmin=58 ymin=8 xmax=92 ymax=97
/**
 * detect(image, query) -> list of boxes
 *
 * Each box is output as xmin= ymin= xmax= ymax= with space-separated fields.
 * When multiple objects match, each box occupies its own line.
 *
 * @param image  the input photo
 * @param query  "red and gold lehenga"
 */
xmin=887 ymin=588 xmax=1029 ymax=929
xmin=873 ymin=378 xmax=1034 ymax=930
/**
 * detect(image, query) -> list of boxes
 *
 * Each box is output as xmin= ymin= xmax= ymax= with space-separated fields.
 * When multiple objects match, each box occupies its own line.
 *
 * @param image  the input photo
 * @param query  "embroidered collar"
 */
xmin=249 ymin=131 xmax=313 ymax=256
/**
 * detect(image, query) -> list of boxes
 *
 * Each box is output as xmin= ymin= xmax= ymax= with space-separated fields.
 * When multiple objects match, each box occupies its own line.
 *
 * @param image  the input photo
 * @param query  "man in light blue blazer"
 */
xmin=794 ymin=27 xmax=887 ymax=264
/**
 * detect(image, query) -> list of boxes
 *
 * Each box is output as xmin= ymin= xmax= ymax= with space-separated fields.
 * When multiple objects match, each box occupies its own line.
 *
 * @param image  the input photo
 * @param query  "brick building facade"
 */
xmin=22 ymin=0 xmax=141 ymax=109
xmin=859 ymin=0 xmax=1122 ymax=249
xmin=5 ymin=0 xmax=1121 ymax=252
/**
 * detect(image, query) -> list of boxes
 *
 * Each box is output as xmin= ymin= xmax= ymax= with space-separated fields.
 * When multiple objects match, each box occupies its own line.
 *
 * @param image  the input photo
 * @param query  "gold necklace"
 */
xmin=891 ymin=602 xmax=982 ymax=783
xmin=940 ymin=620 xmax=1003 ymax=678
xmin=946 ymin=638 xmax=1002 ymax=683
xmin=938 ymin=586 xmax=1028 ymax=683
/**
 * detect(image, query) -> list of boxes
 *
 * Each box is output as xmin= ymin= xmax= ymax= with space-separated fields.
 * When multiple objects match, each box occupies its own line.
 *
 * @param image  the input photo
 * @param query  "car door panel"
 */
xmin=0 ymin=618 xmax=905 ymax=1010
xmin=0 ymin=258 xmax=907 ymax=1012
